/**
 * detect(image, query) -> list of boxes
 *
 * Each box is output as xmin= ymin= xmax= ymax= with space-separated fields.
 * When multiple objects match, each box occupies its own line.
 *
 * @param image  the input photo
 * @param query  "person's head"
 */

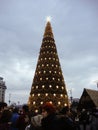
xmin=41 ymin=102 xmax=56 ymax=118
xmin=22 ymin=104 xmax=29 ymax=114
xmin=60 ymin=106 xmax=70 ymax=115
xmin=13 ymin=107 xmax=19 ymax=113
xmin=0 ymin=109 xmax=12 ymax=123
xmin=0 ymin=102 xmax=7 ymax=111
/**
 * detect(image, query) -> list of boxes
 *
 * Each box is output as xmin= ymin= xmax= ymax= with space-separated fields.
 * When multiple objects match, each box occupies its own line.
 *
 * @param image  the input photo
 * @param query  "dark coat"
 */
xmin=57 ymin=115 xmax=76 ymax=130
xmin=41 ymin=113 xmax=58 ymax=130
xmin=41 ymin=114 xmax=76 ymax=130
xmin=0 ymin=123 xmax=11 ymax=130
xmin=16 ymin=113 xmax=30 ymax=130
xmin=10 ymin=113 xmax=19 ymax=130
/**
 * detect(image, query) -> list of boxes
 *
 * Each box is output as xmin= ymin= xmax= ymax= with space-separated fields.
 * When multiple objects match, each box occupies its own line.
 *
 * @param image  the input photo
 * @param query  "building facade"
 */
xmin=0 ymin=77 xmax=7 ymax=102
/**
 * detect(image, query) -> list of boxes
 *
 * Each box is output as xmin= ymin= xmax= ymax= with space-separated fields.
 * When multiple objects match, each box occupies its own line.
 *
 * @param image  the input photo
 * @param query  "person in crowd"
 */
xmin=90 ymin=108 xmax=98 ymax=130
xmin=74 ymin=109 xmax=81 ymax=130
xmin=10 ymin=107 xmax=20 ymax=130
xmin=79 ymin=109 xmax=90 ymax=130
xmin=59 ymin=106 xmax=76 ymax=130
xmin=0 ymin=108 xmax=12 ymax=130
xmin=41 ymin=102 xmax=76 ymax=130
xmin=16 ymin=104 xmax=30 ymax=130
xmin=28 ymin=114 xmax=43 ymax=130
xmin=41 ymin=102 xmax=58 ymax=130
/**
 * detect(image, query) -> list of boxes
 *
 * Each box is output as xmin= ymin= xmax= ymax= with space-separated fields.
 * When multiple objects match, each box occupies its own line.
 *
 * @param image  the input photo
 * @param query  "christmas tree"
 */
xmin=28 ymin=20 xmax=69 ymax=113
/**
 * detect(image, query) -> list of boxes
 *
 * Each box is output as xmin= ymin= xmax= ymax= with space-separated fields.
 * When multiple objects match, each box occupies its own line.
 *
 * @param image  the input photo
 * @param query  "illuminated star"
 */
xmin=46 ymin=16 xmax=52 ymax=22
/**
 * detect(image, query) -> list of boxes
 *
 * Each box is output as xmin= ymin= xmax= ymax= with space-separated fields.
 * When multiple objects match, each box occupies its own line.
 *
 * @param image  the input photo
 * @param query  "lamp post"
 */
xmin=67 ymin=89 xmax=73 ymax=104
xmin=97 ymin=82 xmax=98 ymax=89
xmin=94 ymin=80 xmax=98 ymax=90
xmin=9 ymin=93 xmax=11 ymax=105
xmin=69 ymin=89 xmax=73 ymax=103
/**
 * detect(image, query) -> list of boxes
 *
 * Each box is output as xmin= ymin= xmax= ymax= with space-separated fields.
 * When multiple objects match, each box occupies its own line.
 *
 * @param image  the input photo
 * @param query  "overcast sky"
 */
xmin=0 ymin=0 xmax=98 ymax=105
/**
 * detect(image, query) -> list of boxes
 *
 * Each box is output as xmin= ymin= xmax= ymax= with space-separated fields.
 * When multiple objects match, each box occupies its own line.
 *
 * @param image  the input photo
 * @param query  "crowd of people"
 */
xmin=0 ymin=102 xmax=98 ymax=130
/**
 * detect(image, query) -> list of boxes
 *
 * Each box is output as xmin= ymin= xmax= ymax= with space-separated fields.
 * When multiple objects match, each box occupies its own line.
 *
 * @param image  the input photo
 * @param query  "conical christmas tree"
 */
xmin=28 ymin=21 xmax=69 ymax=113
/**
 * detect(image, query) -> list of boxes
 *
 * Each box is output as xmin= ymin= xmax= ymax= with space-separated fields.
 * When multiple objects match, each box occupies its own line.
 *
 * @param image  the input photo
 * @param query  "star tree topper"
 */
xmin=46 ymin=16 xmax=52 ymax=22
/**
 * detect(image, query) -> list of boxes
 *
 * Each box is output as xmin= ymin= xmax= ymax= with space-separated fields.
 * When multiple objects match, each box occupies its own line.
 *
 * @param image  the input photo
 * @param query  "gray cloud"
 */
xmin=0 ymin=0 xmax=98 ymax=105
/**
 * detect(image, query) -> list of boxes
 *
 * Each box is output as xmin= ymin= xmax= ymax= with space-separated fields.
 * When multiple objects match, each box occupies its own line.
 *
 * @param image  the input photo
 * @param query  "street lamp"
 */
xmin=69 ymin=89 xmax=73 ymax=103
xmin=67 ymin=89 xmax=73 ymax=104
xmin=9 ymin=93 xmax=11 ymax=105
xmin=94 ymin=80 xmax=98 ymax=89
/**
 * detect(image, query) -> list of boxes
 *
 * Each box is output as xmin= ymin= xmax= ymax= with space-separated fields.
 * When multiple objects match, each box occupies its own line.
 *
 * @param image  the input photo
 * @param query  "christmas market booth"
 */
xmin=78 ymin=88 xmax=98 ymax=110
